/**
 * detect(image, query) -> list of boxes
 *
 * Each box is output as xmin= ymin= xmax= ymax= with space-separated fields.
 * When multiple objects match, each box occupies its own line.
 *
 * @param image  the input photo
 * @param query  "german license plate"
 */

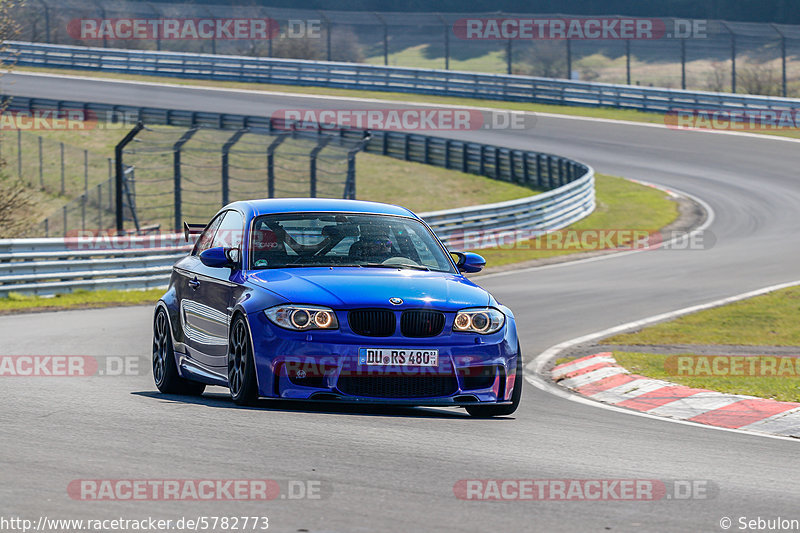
xmin=359 ymin=348 xmax=438 ymax=367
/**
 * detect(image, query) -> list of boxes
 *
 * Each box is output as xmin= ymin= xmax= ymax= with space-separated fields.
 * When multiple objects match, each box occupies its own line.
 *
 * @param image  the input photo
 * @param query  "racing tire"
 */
xmin=152 ymin=307 xmax=206 ymax=396
xmin=228 ymin=314 xmax=259 ymax=406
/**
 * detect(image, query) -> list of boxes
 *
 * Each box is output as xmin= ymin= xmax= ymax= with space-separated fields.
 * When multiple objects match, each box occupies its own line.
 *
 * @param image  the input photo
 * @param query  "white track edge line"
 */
xmin=476 ymin=178 xmax=715 ymax=280
xmin=524 ymin=279 xmax=800 ymax=443
xmin=5 ymin=70 xmax=800 ymax=145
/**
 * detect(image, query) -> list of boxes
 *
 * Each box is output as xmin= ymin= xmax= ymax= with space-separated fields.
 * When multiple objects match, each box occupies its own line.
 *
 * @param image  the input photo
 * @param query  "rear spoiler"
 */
xmin=183 ymin=222 xmax=206 ymax=242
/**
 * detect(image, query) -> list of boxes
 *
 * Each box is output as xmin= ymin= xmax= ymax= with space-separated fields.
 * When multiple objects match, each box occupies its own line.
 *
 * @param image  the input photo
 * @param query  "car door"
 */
xmin=175 ymin=210 xmax=244 ymax=375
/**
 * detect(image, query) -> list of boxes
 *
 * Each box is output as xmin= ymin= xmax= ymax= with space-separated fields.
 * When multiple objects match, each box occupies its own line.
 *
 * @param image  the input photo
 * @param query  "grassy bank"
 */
xmin=471 ymin=174 xmax=679 ymax=266
xmin=0 ymin=288 xmax=165 ymax=314
xmin=606 ymin=286 xmax=800 ymax=346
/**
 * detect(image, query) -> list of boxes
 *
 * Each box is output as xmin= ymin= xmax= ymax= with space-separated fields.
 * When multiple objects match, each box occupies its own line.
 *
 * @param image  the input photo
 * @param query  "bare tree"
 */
xmin=0 ymin=177 xmax=39 ymax=238
xmin=738 ymin=62 xmax=782 ymax=96
xmin=520 ymin=41 xmax=568 ymax=79
xmin=705 ymin=61 xmax=729 ymax=93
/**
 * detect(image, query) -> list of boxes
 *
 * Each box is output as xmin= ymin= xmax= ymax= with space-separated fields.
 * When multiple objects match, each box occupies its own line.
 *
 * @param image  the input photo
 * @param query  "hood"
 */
xmin=246 ymin=267 xmax=490 ymax=311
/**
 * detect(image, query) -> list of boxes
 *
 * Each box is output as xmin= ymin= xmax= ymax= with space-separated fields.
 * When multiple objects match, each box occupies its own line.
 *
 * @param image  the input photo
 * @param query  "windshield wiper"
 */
xmin=360 ymin=262 xmax=430 ymax=271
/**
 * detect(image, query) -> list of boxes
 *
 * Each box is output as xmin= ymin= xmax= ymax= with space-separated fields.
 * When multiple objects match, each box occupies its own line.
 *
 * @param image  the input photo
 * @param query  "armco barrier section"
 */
xmin=0 ymin=46 xmax=596 ymax=296
xmin=5 ymin=41 xmax=800 ymax=114
xmin=0 ymin=168 xmax=593 ymax=296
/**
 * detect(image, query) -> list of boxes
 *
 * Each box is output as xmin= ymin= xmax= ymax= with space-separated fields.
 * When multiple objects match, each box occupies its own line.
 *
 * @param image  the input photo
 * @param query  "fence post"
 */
xmin=172 ymin=127 xmax=198 ymax=232
xmin=309 ymin=136 xmax=332 ymax=198
xmin=83 ymin=149 xmax=88 ymax=198
xmin=375 ymin=13 xmax=388 ymax=66
xmin=506 ymin=38 xmax=512 ymax=75
xmin=60 ymin=142 xmax=65 ymax=194
xmin=437 ymin=14 xmax=450 ymax=70
xmin=566 ymin=39 xmax=572 ymax=79
xmin=771 ymin=24 xmax=787 ymax=97
xmin=38 ymin=136 xmax=43 ymax=189
xmin=221 ymin=129 xmax=246 ymax=206
xmin=625 ymin=39 xmax=631 ymax=85
xmin=267 ymin=134 xmax=287 ymax=198
xmin=722 ymin=22 xmax=736 ymax=93
xmin=62 ymin=205 xmax=67 ymax=237
xmin=16 ymin=129 xmax=21 ymax=180
xmin=344 ymin=133 xmax=371 ymax=200
xmin=114 ymin=122 xmax=144 ymax=234
xmin=680 ymin=38 xmax=687 ymax=90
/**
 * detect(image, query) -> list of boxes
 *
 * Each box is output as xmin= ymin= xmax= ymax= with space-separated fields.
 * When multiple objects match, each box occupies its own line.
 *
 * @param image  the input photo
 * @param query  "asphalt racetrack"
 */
xmin=2 ymin=72 xmax=800 ymax=532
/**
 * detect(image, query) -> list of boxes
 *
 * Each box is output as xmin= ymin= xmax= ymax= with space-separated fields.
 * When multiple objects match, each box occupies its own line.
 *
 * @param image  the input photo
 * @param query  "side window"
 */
xmin=193 ymin=213 xmax=225 ymax=255
xmin=212 ymin=211 xmax=245 ymax=250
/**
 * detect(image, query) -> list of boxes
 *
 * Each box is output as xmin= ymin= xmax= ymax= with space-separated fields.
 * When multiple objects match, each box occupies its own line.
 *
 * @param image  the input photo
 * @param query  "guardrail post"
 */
xmin=114 ymin=121 xmax=144 ymax=234
xmin=479 ymin=145 xmax=486 ymax=175
xmin=461 ymin=143 xmax=468 ymax=173
xmin=221 ymin=129 xmax=246 ymax=206
xmin=172 ymin=127 xmax=198 ymax=232
xmin=309 ymin=136 xmax=332 ymax=198
xmin=522 ymin=152 xmax=530 ymax=185
xmin=267 ymin=134 xmax=287 ymax=198
xmin=494 ymin=147 xmax=501 ymax=180
xmin=424 ymin=137 xmax=430 ymax=164
xmin=444 ymin=139 xmax=451 ymax=169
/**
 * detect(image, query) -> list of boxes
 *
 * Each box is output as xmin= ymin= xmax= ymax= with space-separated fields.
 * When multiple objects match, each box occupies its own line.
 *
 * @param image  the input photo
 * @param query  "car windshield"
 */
xmin=249 ymin=213 xmax=456 ymax=273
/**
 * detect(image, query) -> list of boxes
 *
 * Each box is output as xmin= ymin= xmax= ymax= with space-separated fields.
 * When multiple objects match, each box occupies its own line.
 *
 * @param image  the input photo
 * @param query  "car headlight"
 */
xmin=265 ymin=305 xmax=339 ymax=331
xmin=453 ymin=307 xmax=505 ymax=334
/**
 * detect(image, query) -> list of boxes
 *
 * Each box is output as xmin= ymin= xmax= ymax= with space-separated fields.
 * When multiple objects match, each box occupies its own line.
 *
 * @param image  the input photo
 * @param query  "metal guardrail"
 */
xmin=0 ymin=42 xmax=597 ymax=296
xmin=0 ymin=165 xmax=593 ymax=296
xmin=6 ymin=40 xmax=800 ymax=114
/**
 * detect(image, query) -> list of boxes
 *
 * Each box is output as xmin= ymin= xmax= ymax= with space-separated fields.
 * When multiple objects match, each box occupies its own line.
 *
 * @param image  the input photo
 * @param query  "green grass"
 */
xmin=613 ymin=351 xmax=800 ymax=403
xmin=471 ymin=174 xmax=679 ymax=266
xmin=606 ymin=286 xmax=800 ymax=346
xmin=356 ymin=153 xmax=536 ymax=213
xmin=16 ymin=65 xmax=800 ymax=141
xmin=0 ymin=288 xmax=164 ymax=314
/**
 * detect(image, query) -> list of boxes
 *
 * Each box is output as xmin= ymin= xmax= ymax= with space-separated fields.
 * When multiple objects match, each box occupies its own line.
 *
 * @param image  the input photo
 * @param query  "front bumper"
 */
xmin=248 ymin=310 xmax=519 ymax=405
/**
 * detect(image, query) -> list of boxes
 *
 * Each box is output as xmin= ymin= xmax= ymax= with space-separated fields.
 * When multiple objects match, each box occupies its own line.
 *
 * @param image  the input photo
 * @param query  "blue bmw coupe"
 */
xmin=152 ymin=198 xmax=522 ymax=417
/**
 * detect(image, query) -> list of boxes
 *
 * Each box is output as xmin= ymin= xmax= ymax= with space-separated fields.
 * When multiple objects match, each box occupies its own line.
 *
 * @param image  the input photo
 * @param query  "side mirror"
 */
xmin=451 ymin=251 xmax=486 ymax=273
xmin=199 ymin=247 xmax=239 ymax=269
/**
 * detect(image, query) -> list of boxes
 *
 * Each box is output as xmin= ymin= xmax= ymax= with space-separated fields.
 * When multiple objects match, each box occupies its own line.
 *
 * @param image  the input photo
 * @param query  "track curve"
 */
xmin=2 ymin=72 xmax=800 ymax=532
